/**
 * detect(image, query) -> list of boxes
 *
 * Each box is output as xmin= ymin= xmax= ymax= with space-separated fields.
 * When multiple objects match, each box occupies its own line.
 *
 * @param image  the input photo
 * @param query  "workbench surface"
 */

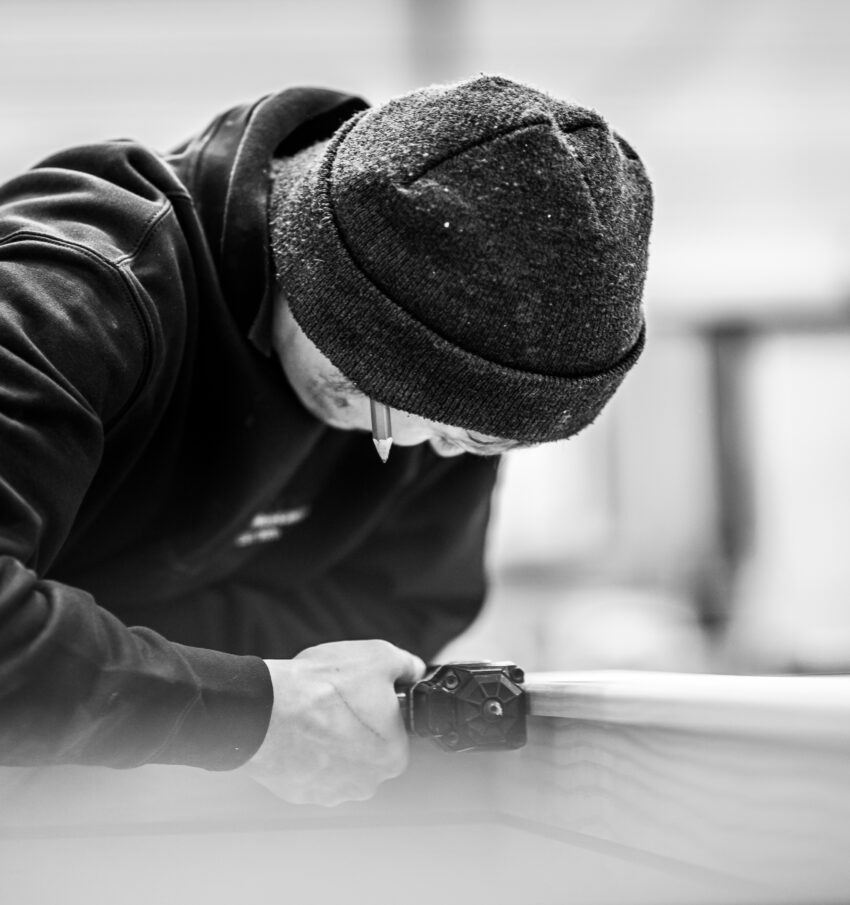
xmin=2 ymin=671 xmax=847 ymax=905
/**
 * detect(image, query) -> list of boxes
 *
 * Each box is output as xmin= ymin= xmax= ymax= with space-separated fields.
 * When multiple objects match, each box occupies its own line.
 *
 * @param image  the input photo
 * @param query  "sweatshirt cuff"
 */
xmin=152 ymin=644 xmax=273 ymax=771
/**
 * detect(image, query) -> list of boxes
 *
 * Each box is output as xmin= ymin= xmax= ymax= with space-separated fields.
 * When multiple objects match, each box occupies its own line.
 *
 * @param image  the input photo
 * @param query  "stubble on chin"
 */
xmin=305 ymin=372 xmax=364 ymax=428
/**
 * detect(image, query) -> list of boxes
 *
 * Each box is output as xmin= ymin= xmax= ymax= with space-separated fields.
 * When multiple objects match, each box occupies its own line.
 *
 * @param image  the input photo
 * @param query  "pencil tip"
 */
xmin=373 ymin=438 xmax=392 ymax=463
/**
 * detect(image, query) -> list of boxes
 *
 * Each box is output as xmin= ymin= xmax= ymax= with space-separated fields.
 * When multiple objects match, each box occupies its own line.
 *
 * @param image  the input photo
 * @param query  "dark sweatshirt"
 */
xmin=0 ymin=87 xmax=498 ymax=771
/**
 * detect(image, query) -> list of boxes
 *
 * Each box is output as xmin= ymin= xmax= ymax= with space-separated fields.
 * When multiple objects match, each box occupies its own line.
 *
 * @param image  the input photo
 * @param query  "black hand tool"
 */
xmin=397 ymin=660 xmax=526 ymax=752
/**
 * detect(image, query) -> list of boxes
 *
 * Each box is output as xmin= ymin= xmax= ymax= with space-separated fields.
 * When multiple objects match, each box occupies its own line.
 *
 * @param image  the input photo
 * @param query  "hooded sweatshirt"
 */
xmin=0 ymin=88 xmax=498 ymax=770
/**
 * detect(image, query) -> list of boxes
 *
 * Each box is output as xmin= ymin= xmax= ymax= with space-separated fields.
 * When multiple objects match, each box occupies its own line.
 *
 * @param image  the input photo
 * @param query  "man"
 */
xmin=0 ymin=75 xmax=652 ymax=805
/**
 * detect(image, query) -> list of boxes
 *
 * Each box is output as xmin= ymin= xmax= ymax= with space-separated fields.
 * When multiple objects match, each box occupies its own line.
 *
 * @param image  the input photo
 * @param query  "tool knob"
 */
xmin=397 ymin=661 xmax=526 ymax=752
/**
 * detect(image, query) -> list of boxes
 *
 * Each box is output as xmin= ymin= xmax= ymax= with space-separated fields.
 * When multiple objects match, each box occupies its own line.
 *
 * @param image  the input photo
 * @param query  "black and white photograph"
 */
xmin=1 ymin=1 xmax=849 ymax=902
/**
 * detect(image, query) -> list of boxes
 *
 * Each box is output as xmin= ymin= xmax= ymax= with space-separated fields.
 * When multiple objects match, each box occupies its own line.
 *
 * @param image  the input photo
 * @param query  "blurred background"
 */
xmin=4 ymin=0 xmax=849 ymax=675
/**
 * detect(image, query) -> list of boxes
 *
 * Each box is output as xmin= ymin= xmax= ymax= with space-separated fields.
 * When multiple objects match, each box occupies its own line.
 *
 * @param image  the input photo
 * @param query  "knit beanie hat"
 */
xmin=269 ymin=74 xmax=652 ymax=443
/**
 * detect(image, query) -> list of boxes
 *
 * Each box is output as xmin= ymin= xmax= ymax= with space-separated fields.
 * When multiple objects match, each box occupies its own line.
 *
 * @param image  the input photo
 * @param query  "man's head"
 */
xmin=269 ymin=74 xmax=653 ymax=451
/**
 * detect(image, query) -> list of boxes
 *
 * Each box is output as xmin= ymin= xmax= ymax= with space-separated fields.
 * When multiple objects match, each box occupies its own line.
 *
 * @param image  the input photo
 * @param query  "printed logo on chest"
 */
xmin=234 ymin=506 xmax=310 ymax=547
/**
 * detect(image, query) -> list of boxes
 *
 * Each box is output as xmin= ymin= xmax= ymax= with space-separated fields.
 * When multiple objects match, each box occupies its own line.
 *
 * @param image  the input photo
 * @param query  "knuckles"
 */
xmin=377 ymin=745 xmax=409 ymax=780
xmin=294 ymin=781 xmax=381 ymax=808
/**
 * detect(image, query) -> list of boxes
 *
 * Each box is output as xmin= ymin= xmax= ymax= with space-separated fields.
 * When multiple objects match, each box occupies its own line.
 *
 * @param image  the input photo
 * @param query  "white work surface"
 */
xmin=1 ymin=671 xmax=848 ymax=905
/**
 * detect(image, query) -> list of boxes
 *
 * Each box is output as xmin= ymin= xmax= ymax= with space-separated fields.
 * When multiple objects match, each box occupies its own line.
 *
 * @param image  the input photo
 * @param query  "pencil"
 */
xmin=370 ymin=399 xmax=393 ymax=464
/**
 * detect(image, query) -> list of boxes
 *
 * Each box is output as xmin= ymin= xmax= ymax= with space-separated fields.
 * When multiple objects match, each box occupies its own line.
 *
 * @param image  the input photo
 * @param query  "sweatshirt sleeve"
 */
xmin=0 ymin=231 xmax=272 ymax=770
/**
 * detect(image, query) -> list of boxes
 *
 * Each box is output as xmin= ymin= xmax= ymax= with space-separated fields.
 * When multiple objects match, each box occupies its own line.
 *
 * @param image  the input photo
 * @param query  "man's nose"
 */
xmin=428 ymin=438 xmax=465 ymax=457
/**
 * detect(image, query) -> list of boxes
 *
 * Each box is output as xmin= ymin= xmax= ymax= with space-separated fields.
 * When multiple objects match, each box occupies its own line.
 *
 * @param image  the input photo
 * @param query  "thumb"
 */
xmin=385 ymin=645 xmax=427 ymax=684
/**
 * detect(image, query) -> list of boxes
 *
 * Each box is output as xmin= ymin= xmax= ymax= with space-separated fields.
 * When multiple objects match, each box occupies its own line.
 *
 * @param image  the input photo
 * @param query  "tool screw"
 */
xmin=484 ymin=700 xmax=504 ymax=720
xmin=445 ymin=731 xmax=459 ymax=747
xmin=444 ymin=672 xmax=459 ymax=690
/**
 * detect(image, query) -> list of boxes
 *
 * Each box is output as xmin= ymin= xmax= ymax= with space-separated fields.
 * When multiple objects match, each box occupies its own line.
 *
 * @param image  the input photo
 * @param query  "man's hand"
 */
xmin=239 ymin=640 xmax=426 ymax=807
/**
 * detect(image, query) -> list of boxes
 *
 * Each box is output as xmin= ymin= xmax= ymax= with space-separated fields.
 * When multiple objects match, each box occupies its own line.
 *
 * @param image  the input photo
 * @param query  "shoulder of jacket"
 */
xmin=0 ymin=140 xmax=188 ymax=269
xmin=0 ymin=145 xmax=196 ymax=424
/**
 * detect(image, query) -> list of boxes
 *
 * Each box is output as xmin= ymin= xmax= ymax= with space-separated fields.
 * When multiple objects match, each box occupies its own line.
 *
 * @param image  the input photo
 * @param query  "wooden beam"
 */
xmin=525 ymin=670 xmax=850 ymax=741
xmin=498 ymin=671 xmax=850 ymax=901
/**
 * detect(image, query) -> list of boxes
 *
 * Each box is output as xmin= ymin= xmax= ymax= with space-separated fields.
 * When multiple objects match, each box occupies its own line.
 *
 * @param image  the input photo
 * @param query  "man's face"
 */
xmin=271 ymin=295 xmax=518 ymax=458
